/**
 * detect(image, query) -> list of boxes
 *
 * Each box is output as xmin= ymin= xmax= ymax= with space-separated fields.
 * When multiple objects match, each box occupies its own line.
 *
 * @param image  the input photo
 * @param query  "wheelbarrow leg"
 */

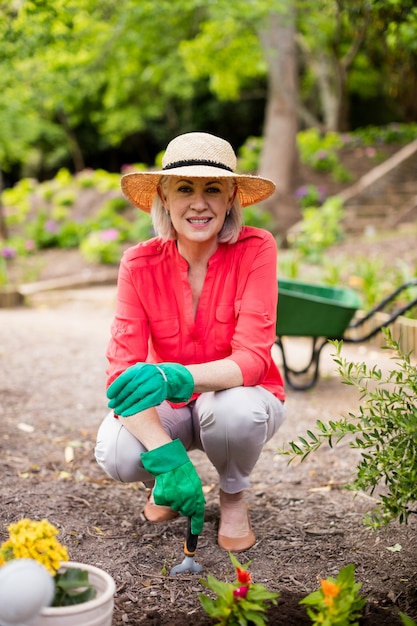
xmin=276 ymin=337 xmax=329 ymax=391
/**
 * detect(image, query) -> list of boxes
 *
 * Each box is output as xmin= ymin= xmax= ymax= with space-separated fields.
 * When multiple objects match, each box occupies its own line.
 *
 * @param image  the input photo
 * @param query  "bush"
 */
xmin=79 ymin=229 xmax=121 ymax=265
xmin=287 ymin=196 xmax=345 ymax=263
xmin=279 ymin=329 xmax=417 ymax=529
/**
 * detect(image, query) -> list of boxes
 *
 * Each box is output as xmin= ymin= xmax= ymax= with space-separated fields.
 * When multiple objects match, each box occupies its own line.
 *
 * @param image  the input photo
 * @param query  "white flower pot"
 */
xmin=34 ymin=562 xmax=115 ymax=626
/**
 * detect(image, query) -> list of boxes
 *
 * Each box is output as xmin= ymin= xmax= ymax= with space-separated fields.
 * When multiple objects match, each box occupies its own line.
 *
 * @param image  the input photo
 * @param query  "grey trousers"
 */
xmin=95 ymin=386 xmax=285 ymax=494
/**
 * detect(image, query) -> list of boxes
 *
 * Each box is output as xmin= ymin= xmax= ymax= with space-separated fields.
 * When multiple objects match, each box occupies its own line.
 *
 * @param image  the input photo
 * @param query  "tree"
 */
xmin=296 ymin=0 xmax=374 ymax=131
xmin=2 ymin=0 xmax=417 ymax=238
xmin=258 ymin=5 xmax=300 ymax=236
xmin=180 ymin=0 xmax=301 ymax=234
xmin=296 ymin=0 xmax=417 ymax=131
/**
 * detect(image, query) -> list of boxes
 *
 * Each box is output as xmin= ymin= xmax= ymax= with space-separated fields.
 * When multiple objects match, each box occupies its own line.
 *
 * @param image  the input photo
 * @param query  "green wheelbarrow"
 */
xmin=275 ymin=277 xmax=417 ymax=391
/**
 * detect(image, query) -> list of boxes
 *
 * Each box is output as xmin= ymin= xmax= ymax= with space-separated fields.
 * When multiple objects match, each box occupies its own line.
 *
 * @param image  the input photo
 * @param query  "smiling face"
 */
xmin=158 ymin=177 xmax=237 ymax=250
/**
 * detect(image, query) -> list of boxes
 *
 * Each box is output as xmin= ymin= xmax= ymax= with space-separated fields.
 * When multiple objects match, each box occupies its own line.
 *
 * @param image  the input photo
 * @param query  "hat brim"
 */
xmin=121 ymin=166 xmax=276 ymax=213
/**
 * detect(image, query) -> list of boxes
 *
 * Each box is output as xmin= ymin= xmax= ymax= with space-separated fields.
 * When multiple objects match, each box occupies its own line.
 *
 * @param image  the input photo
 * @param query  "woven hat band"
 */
xmin=162 ymin=159 xmax=234 ymax=173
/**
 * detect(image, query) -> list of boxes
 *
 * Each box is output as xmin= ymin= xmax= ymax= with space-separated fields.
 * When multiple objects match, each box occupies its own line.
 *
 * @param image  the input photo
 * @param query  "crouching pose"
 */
xmin=95 ymin=132 xmax=286 ymax=551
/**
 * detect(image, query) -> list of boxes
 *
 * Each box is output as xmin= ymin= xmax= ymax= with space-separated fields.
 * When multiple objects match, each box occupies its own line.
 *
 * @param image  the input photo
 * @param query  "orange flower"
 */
xmin=320 ymin=579 xmax=340 ymax=598
xmin=236 ymin=567 xmax=252 ymax=585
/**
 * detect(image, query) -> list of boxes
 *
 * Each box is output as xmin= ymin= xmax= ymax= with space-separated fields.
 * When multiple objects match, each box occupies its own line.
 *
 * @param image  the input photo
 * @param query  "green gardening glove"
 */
xmin=141 ymin=439 xmax=205 ymax=535
xmin=107 ymin=362 xmax=194 ymax=417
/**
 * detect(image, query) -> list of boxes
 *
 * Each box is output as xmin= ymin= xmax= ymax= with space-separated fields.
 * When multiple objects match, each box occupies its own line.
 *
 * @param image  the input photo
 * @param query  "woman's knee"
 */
xmin=95 ymin=413 xmax=148 ymax=483
xmin=198 ymin=386 xmax=284 ymax=442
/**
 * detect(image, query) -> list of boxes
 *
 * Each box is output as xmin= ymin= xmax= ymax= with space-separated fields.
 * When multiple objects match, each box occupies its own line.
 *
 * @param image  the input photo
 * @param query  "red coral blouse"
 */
xmin=106 ymin=226 xmax=285 ymax=403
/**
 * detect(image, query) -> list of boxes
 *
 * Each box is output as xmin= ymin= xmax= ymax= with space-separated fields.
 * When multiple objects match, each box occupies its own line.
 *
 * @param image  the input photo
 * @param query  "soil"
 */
xmin=1 ymin=144 xmax=417 ymax=625
xmin=1 ymin=267 xmax=416 ymax=626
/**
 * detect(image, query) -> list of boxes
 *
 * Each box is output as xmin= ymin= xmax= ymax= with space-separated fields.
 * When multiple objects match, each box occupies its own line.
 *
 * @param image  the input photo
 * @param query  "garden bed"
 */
xmin=1 ymin=287 xmax=416 ymax=625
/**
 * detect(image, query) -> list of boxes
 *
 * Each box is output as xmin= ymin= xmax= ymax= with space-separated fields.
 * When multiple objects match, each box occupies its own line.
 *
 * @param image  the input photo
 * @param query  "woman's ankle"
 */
xmin=219 ymin=489 xmax=250 ymax=537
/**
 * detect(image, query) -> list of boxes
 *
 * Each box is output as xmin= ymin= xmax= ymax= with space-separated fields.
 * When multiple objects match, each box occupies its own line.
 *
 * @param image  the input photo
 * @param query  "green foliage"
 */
xmin=287 ymin=196 xmax=345 ymax=263
xmin=385 ymin=7 xmax=417 ymax=53
xmin=199 ymin=552 xmax=279 ymax=626
xmin=349 ymin=123 xmax=417 ymax=146
xmin=298 ymin=129 xmax=343 ymax=168
xmin=300 ymin=564 xmax=366 ymax=626
xmin=279 ymin=329 xmax=417 ymax=529
xmin=243 ymin=205 xmax=275 ymax=231
xmin=79 ymin=229 xmax=121 ymax=265
xmin=126 ymin=214 xmax=154 ymax=243
xmin=0 ymin=166 xmax=156 ymax=280
xmin=0 ymin=256 xmax=9 ymax=287
xmin=180 ymin=16 xmax=265 ymax=100
xmin=53 ymin=567 xmax=96 ymax=607
xmin=294 ymin=184 xmax=326 ymax=210
xmin=1 ymin=0 xmax=417 ymax=178
xmin=237 ymin=136 xmax=264 ymax=174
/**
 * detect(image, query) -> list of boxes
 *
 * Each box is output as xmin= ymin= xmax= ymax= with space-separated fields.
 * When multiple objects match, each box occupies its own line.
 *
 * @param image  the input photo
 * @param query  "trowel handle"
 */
xmin=184 ymin=517 xmax=199 ymax=556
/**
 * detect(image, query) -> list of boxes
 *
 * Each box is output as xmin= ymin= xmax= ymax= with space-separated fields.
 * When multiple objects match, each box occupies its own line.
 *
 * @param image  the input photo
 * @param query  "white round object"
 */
xmin=0 ymin=559 xmax=54 ymax=626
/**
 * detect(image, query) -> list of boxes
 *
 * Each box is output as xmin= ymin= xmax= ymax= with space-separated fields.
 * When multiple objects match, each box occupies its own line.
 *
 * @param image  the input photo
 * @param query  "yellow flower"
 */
xmin=0 ymin=519 xmax=69 ymax=576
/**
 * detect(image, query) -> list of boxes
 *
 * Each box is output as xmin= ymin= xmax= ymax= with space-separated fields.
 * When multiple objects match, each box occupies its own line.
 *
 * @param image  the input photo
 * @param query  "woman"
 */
xmin=95 ymin=132 xmax=286 ymax=552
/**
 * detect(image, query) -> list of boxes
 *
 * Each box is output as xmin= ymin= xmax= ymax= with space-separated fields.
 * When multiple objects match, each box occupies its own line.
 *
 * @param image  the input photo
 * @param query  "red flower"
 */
xmin=236 ymin=567 xmax=252 ymax=585
xmin=233 ymin=585 xmax=249 ymax=599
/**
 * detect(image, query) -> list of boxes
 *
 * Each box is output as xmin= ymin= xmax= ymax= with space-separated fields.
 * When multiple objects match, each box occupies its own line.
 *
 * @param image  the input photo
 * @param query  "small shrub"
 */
xmin=54 ymin=189 xmax=76 ymax=207
xmin=294 ymin=184 xmax=326 ymax=209
xmin=102 ymin=196 xmax=130 ymax=214
xmin=80 ymin=229 xmax=121 ymax=265
xmin=288 ymin=196 xmax=344 ymax=263
xmin=300 ymin=564 xmax=366 ymax=626
xmin=57 ymin=221 xmax=86 ymax=249
xmin=199 ymin=552 xmax=279 ymax=626
xmin=279 ymin=329 xmax=417 ymax=529
xmin=297 ymin=129 xmax=344 ymax=171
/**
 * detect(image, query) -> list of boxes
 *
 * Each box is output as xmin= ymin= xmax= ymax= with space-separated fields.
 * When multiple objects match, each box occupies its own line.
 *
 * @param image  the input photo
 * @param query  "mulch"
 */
xmin=1 ymin=286 xmax=416 ymax=624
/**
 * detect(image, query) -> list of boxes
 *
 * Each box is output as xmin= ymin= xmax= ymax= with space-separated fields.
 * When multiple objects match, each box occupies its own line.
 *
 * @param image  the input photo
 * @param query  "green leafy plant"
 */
xmin=199 ymin=552 xmax=279 ymax=625
xmin=237 ymin=136 xmax=264 ymax=173
xmin=297 ymin=128 xmax=346 ymax=176
xmin=349 ymin=123 xmax=417 ymax=146
xmin=0 ymin=518 xmax=96 ymax=607
xmin=80 ymin=229 xmax=121 ymax=264
xmin=295 ymin=184 xmax=326 ymax=209
xmin=287 ymin=196 xmax=344 ymax=263
xmin=279 ymin=329 xmax=417 ymax=529
xmin=300 ymin=564 xmax=366 ymax=626
xmin=243 ymin=204 xmax=276 ymax=231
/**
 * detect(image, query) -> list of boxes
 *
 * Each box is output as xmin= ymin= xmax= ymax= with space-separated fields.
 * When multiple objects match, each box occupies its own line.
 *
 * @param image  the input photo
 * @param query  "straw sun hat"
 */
xmin=121 ymin=132 xmax=276 ymax=212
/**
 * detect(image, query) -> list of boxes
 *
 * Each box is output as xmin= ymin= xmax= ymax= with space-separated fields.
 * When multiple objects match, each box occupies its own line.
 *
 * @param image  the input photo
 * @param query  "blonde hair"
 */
xmin=151 ymin=176 xmax=243 ymax=244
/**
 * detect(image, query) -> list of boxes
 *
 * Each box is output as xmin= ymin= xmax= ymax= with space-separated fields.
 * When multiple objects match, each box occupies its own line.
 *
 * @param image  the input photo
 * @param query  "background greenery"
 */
xmin=1 ymin=0 xmax=417 ymax=184
xmin=1 ymin=1 xmax=417 ymax=315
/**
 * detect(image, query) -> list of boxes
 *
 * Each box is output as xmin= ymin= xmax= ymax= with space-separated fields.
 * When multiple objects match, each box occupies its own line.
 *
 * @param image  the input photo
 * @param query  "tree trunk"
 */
xmin=258 ymin=7 xmax=301 ymax=239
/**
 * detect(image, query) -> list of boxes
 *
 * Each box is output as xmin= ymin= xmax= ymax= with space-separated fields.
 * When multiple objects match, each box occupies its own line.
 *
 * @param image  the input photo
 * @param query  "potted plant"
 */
xmin=0 ymin=518 xmax=115 ymax=626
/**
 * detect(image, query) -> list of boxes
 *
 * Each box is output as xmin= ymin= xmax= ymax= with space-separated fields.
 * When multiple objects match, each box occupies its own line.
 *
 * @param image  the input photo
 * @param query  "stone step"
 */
xmin=344 ymin=204 xmax=399 ymax=217
xmin=345 ymin=190 xmax=417 ymax=207
xmin=335 ymin=139 xmax=417 ymax=235
xmin=393 ymin=181 xmax=417 ymax=192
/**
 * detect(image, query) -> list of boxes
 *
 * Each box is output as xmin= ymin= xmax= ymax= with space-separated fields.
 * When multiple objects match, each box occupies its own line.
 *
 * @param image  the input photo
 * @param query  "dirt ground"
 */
xmin=2 ymin=137 xmax=417 ymax=624
xmin=1 ymin=267 xmax=416 ymax=625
